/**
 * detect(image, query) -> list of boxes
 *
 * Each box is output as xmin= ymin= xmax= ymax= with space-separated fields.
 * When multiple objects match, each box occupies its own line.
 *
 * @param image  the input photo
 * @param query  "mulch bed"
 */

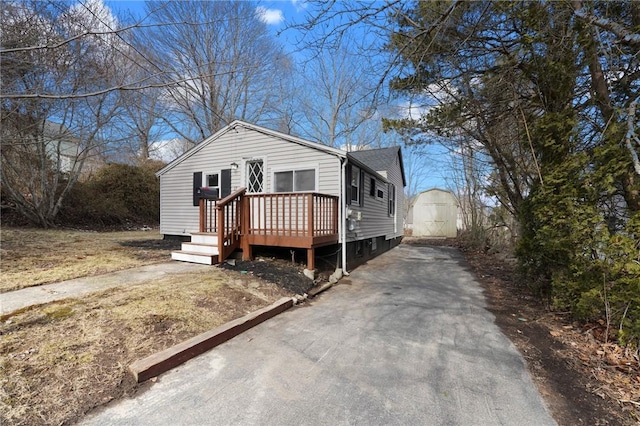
xmin=218 ymin=257 xmax=317 ymax=295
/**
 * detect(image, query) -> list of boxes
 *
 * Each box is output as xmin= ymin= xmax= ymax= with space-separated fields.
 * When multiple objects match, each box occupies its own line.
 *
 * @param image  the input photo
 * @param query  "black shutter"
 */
xmin=359 ymin=168 xmax=365 ymax=206
xmin=193 ymin=172 xmax=202 ymax=206
xmin=221 ymin=169 xmax=232 ymax=198
xmin=345 ymin=164 xmax=352 ymax=206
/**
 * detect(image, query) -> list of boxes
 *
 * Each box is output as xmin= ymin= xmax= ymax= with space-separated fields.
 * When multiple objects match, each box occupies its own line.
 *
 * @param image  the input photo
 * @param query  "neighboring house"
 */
xmin=43 ymin=121 xmax=102 ymax=175
xmin=407 ymin=188 xmax=458 ymax=238
xmin=156 ymin=120 xmax=406 ymax=271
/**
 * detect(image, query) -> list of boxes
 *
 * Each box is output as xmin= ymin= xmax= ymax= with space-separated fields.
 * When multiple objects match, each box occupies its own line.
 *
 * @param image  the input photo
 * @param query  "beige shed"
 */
xmin=410 ymin=188 xmax=458 ymax=238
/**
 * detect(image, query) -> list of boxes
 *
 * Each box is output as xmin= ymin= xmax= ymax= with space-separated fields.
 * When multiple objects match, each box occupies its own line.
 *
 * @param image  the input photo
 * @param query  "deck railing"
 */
xmin=199 ymin=188 xmax=245 ymax=262
xmin=245 ymin=192 xmax=339 ymax=245
xmin=199 ymin=197 xmax=219 ymax=234
xmin=199 ymin=190 xmax=339 ymax=265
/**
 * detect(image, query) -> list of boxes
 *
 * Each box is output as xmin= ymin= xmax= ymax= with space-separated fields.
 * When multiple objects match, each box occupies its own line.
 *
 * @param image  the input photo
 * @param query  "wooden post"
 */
xmin=217 ymin=205 xmax=225 ymax=260
xmin=307 ymin=248 xmax=315 ymax=270
xmin=199 ymin=198 xmax=205 ymax=232
xmin=241 ymin=196 xmax=252 ymax=261
xmin=308 ymin=193 xmax=314 ymax=237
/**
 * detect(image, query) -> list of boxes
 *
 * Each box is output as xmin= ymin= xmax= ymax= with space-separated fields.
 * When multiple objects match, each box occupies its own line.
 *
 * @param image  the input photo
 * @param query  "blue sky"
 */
xmin=106 ymin=0 xmax=303 ymax=30
xmin=103 ymin=0 xmax=452 ymax=193
xmin=106 ymin=1 xmax=314 ymax=58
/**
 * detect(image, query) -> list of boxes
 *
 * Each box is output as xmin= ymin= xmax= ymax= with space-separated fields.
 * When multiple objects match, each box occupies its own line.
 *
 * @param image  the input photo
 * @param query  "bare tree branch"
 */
xmin=572 ymin=0 xmax=640 ymax=47
xmin=625 ymin=99 xmax=640 ymax=176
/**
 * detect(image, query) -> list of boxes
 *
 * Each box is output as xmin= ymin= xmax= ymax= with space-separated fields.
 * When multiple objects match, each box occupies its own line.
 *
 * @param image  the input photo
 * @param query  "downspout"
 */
xmin=339 ymin=156 xmax=349 ymax=276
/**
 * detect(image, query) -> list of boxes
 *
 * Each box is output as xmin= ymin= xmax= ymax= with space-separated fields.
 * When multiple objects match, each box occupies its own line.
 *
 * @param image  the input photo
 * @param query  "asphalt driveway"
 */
xmin=83 ymin=244 xmax=555 ymax=425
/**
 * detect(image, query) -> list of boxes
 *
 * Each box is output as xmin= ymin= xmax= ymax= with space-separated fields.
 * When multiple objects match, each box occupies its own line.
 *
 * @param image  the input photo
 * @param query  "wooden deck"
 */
xmin=199 ymin=189 xmax=339 ymax=269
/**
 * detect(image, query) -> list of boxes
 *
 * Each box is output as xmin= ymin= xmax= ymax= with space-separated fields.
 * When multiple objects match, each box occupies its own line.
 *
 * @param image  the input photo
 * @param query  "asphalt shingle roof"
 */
xmin=349 ymin=146 xmax=406 ymax=186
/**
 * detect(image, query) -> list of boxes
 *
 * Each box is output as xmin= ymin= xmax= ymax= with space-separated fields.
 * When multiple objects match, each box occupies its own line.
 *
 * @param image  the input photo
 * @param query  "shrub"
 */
xmin=518 ymin=149 xmax=640 ymax=347
xmin=60 ymin=161 xmax=163 ymax=227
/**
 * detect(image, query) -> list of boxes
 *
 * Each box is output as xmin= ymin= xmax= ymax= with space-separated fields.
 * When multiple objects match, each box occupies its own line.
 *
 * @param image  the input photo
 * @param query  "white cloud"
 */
xmin=69 ymin=0 xmax=118 ymax=34
xmin=291 ymin=0 xmax=307 ymax=12
xmin=255 ymin=6 xmax=284 ymax=25
xmin=149 ymin=138 xmax=193 ymax=163
xmin=395 ymin=100 xmax=431 ymax=120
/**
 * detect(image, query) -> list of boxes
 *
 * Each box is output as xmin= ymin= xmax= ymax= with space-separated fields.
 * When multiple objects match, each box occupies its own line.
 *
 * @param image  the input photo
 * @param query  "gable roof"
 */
xmin=349 ymin=146 xmax=406 ymax=187
xmin=157 ymin=120 xmax=406 ymax=186
xmin=157 ymin=120 xmax=346 ymax=176
xmin=43 ymin=121 xmax=76 ymax=141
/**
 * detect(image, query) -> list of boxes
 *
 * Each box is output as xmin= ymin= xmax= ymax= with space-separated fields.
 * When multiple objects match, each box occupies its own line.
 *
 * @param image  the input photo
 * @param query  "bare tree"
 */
xmin=138 ymin=1 xmax=292 ymax=143
xmin=290 ymin=34 xmax=388 ymax=150
xmin=1 ymin=0 xmax=124 ymax=227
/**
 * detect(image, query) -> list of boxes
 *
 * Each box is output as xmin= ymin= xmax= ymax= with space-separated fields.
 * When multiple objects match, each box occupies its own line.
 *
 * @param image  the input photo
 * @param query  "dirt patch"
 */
xmin=0 ymin=268 xmax=294 ymax=426
xmin=118 ymin=238 xmax=181 ymax=251
xmin=450 ymin=243 xmax=639 ymax=425
xmin=0 ymin=228 xmax=179 ymax=292
xmin=218 ymin=257 xmax=317 ymax=295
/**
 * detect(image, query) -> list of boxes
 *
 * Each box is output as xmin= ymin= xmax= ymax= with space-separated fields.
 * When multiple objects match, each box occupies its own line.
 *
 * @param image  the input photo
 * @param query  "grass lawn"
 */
xmin=0 ymin=227 xmax=298 ymax=426
xmin=0 ymin=228 xmax=179 ymax=292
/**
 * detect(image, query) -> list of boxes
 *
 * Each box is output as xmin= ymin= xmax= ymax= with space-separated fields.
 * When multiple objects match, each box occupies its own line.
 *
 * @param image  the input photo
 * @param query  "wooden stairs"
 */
xmin=171 ymin=233 xmax=220 ymax=265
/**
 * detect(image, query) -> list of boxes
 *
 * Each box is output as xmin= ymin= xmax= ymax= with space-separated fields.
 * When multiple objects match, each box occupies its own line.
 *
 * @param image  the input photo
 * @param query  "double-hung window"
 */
xmin=370 ymin=176 xmax=384 ymax=200
xmin=202 ymin=172 xmax=220 ymax=198
xmin=206 ymin=173 xmax=219 ymax=189
xmin=274 ymin=168 xmax=316 ymax=192
xmin=388 ymin=183 xmax=396 ymax=216
xmin=351 ymin=166 xmax=361 ymax=205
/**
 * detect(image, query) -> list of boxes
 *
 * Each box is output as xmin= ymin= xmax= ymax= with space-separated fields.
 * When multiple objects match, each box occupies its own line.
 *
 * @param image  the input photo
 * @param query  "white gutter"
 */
xmin=339 ymin=156 xmax=349 ymax=275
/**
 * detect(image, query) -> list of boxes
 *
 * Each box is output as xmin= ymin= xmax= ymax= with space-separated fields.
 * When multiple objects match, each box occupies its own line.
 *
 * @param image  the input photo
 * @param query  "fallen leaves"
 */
xmin=544 ymin=321 xmax=640 ymax=416
xmin=461 ymin=244 xmax=640 ymax=424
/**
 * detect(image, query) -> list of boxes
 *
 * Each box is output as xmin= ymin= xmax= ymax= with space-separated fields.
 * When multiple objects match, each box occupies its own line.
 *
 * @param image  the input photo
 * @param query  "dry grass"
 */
xmin=0 ymin=268 xmax=293 ymax=426
xmin=0 ymin=228 xmax=178 ymax=292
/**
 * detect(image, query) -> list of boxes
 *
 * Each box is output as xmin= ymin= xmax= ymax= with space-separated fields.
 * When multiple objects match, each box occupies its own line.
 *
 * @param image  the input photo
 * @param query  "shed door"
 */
xmin=419 ymin=202 xmax=456 ymax=237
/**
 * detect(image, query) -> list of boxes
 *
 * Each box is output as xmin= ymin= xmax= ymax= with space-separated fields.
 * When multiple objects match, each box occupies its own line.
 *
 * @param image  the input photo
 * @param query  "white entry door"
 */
xmin=245 ymin=159 xmax=264 ymax=194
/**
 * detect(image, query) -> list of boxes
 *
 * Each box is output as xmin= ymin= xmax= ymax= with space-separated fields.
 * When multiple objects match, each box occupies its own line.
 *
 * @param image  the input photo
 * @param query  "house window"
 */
xmin=377 ymin=188 xmax=384 ymax=199
xmin=246 ymin=159 xmax=264 ymax=193
xmin=388 ymin=183 xmax=396 ymax=216
xmin=274 ymin=169 xmax=316 ymax=192
xmin=369 ymin=177 xmax=376 ymax=197
xmin=206 ymin=173 xmax=219 ymax=188
xmin=351 ymin=166 xmax=361 ymax=205
xmin=202 ymin=172 xmax=220 ymax=198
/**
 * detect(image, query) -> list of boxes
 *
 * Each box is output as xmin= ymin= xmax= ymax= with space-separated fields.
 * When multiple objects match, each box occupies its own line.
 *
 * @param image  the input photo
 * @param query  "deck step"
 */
xmin=190 ymin=233 xmax=218 ymax=245
xmin=171 ymin=251 xmax=218 ymax=265
xmin=181 ymin=242 xmax=219 ymax=255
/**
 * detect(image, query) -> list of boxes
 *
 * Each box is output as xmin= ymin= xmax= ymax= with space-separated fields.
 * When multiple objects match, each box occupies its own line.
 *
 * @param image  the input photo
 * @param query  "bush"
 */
xmin=518 ymin=150 xmax=640 ymax=347
xmin=60 ymin=161 xmax=163 ymax=227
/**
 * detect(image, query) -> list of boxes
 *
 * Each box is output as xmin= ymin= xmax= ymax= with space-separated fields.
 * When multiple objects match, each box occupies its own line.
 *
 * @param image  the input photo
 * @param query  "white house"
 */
xmin=156 ymin=120 xmax=406 ymax=271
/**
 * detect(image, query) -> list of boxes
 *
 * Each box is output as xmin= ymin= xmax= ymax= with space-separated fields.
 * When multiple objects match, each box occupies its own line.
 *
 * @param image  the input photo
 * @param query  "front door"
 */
xmin=246 ymin=159 xmax=264 ymax=193
xmin=245 ymin=159 xmax=264 ymax=232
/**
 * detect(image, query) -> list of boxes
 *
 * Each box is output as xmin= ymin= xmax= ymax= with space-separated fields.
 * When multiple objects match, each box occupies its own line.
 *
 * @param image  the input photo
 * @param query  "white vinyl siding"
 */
xmin=159 ymin=125 xmax=341 ymax=236
xmin=386 ymin=156 xmax=405 ymax=239
xmin=345 ymin=155 xmax=405 ymax=242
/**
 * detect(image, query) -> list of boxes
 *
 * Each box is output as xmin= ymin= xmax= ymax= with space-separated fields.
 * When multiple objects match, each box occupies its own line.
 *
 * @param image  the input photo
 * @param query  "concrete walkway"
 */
xmin=83 ymin=244 xmax=555 ymax=426
xmin=0 ymin=262 xmax=209 ymax=315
